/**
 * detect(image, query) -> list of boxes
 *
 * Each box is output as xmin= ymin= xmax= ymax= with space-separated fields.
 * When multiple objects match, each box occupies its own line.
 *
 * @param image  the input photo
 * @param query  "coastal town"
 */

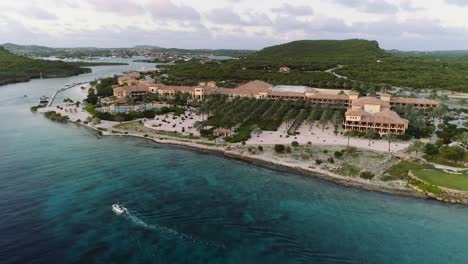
xmin=36 ymin=70 xmax=467 ymax=204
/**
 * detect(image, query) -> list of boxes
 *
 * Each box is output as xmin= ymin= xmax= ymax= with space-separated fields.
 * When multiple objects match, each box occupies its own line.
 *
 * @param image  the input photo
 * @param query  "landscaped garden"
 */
xmin=413 ymin=169 xmax=468 ymax=191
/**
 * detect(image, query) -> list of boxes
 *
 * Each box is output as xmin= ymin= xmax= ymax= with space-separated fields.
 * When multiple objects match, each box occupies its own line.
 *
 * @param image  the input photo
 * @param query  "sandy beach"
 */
xmin=247 ymin=123 xmax=409 ymax=153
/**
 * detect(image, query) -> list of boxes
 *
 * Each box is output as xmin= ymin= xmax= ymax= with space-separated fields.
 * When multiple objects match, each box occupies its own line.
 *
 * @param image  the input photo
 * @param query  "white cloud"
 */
xmin=271 ymin=3 xmax=314 ymax=16
xmin=0 ymin=0 xmax=468 ymax=50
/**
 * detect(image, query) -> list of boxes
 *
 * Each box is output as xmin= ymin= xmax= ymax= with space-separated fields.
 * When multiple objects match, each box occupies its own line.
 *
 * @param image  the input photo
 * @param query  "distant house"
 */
xmin=279 ymin=66 xmax=290 ymax=73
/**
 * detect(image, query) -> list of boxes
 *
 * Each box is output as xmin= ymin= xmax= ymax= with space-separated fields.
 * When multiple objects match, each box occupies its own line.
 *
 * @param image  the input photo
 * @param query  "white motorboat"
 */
xmin=112 ymin=203 xmax=127 ymax=215
xmin=39 ymin=96 xmax=49 ymax=105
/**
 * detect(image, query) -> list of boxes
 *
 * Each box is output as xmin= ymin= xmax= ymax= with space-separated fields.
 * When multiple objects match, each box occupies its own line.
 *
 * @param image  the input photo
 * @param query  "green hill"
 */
xmin=247 ymin=39 xmax=385 ymax=68
xmin=0 ymin=47 xmax=90 ymax=86
xmin=162 ymin=39 xmax=468 ymax=92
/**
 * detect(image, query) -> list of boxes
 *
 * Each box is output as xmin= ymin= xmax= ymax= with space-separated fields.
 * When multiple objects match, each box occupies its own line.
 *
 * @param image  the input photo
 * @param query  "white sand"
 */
xmin=143 ymin=111 xmax=204 ymax=136
xmin=39 ymin=105 xmax=91 ymax=122
xmin=40 ymin=105 xmax=408 ymax=153
xmin=246 ymin=122 xmax=409 ymax=153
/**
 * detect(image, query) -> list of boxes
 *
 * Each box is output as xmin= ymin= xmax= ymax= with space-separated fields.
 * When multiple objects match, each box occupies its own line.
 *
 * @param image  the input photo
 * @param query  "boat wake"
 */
xmin=125 ymin=211 xmax=181 ymax=239
xmin=123 ymin=210 xmax=225 ymax=249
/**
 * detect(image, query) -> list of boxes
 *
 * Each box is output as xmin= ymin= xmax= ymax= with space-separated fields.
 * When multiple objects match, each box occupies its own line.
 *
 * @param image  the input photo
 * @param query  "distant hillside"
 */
xmin=247 ymin=39 xmax=385 ymax=68
xmin=389 ymin=49 xmax=468 ymax=63
xmin=1 ymin=43 xmax=255 ymax=58
xmin=0 ymin=47 xmax=90 ymax=86
xmin=163 ymin=39 xmax=468 ymax=92
xmin=1 ymin=43 xmax=113 ymax=58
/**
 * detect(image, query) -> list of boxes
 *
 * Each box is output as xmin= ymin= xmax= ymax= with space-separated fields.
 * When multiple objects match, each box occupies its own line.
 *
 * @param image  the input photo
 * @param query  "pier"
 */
xmin=47 ymin=82 xmax=87 ymax=107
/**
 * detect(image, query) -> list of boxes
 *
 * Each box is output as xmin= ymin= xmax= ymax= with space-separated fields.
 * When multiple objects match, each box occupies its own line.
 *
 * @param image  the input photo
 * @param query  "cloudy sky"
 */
xmin=1 ymin=0 xmax=468 ymax=50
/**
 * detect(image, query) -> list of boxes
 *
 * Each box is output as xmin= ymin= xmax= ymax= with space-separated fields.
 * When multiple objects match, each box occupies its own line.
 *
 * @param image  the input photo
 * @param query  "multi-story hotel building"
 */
xmin=112 ymin=73 xmax=440 ymax=135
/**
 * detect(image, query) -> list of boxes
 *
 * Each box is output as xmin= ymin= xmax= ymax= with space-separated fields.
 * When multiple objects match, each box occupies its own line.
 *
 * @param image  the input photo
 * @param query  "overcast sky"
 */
xmin=1 ymin=0 xmax=468 ymax=51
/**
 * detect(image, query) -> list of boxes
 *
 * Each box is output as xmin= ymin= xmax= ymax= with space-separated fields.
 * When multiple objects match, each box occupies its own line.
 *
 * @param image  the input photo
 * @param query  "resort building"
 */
xmin=111 ymin=73 xmax=439 ymax=134
xmin=117 ymin=72 xmax=141 ymax=86
xmin=113 ymin=74 xmax=440 ymax=109
xmin=344 ymin=97 xmax=409 ymax=135
xmin=380 ymin=94 xmax=440 ymax=109
xmin=113 ymin=79 xmax=156 ymax=98
xmin=112 ymin=74 xmax=440 ymax=110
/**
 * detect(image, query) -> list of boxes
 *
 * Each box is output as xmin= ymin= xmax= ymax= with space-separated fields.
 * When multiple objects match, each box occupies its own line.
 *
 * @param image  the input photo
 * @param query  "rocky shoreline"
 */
xmin=37 ymin=106 xmax=467 ymax=206
xmin=84 ymin=122 xmax=433 ymax=201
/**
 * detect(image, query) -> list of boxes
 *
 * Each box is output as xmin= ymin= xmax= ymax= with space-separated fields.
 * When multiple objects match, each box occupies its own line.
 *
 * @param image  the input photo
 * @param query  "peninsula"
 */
xmin=0 ymin=47 xmax=127 ymax=86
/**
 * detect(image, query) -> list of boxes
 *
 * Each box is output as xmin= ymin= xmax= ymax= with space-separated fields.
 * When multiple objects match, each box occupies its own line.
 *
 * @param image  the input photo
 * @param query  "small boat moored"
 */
xmin=39 ymin=96 xmax=49 ymax=105
xmin=112 ymin=203 xmax=127 ymax=215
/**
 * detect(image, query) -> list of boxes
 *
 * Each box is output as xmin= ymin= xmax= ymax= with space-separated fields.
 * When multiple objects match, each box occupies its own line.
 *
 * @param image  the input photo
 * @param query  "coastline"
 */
xmin=77 ymin=121 xmax=434 ymax=201
xmin=0 ymin=70 xmax=89 ymax=87
xmin=36 ymin=104 xmax=467 ymax=205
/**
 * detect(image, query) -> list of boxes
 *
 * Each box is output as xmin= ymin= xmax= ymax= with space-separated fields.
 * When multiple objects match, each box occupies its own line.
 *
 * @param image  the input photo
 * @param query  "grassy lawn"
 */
xmin=382 ymin=160 xmax=432 ymax=181
xmin=413 ymin=169 xmax=468 ymax=191
xmin=424 ymin=153 xmax=468 ymax=168
xmin=84 ymin=105 xmax=99 ymax=116
xmin=113 ymin=121 xmax=155 ymax=134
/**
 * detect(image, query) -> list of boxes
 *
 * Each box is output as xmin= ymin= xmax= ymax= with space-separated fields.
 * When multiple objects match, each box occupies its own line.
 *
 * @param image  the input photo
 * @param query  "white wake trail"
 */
xmin=122 ymin=210 xmax=225 ymax=249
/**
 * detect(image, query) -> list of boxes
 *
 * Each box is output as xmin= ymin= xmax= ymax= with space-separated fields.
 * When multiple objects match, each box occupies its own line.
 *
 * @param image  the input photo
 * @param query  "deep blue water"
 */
xmin=2 ymin=61 xmax=468 ymax=263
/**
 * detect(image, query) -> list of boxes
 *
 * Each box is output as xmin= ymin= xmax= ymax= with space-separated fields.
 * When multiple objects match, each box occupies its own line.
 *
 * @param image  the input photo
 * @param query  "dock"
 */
xmin=47 ymin=82 xmax=87 ymax=107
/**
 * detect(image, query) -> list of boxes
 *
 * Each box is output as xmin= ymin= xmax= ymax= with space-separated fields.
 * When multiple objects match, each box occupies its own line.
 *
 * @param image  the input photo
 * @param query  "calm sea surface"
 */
xmin=1 ymin=59 xmax=468 ymax=264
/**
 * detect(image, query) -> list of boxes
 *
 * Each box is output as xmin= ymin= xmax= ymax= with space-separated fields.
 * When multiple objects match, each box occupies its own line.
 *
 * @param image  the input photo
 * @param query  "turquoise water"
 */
xmin=2 ymin=61 xmax=468 ymax=263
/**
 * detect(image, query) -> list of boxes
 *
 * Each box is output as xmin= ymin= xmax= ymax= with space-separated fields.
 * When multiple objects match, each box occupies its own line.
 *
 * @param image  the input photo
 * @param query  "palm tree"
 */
xmin=283 ymin=109 xmax=296 ymax=132
xmin=344 ymin=131 xmax=352 ymax=148
xmin=319 ymin=110 xmax=330 ymax=132
xmin=193 ymin=121 xmax=203 ymax=131
xmin=364 ymin=130 xmax=376 ymax=147
xmin=251 ymin=124 xmax=262 ymax=137
xmin=142 ymin=96 xmax=151 ymax=109
xmin=409 ymin=140 xmax=424 ymax=158
xmin=306 ymin=111 xmax=315 ymax=131
xmin=126 ymin=95 xmax=134 ymax=110
xmin=109 ymin=95 xmax=117 ymax=107
xmin=384 ymin=133 xmax=397 ymax=152
xmin=432 ymin=105 xmax=448 ymax=121
xmin=331 ymin=111 xmax=343 ymax=131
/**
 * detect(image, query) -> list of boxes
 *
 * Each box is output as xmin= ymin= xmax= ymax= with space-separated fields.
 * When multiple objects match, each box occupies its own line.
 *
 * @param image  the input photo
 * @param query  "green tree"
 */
xmin=409 ymin=140 xmax=424 ymax=158
xmin=126 ymin=95 xmax=134 ymax=110
xmin=384 ymin=133 xmax=397 ymax=152
xmin=331 ymin=111 xmax=343 ymax=131
xmin=274 ymin=144 xmax=286 ymax=154
xmin=440 ymin=146 xmax=465 ymax=164
xmin=85 ymin=88 xmax=98 ymax=105
xmin=283 ymin=109 xmax=296 ymax=132
xmin=424 ymin=143 xmax=439 ymax=156
xmin=251 ymin=124 xmax=262 ymax=137
xmin=319 ymin=109 xmax=330 ymax=131
xmin=364 ymin=129 xmax=378 ymax=147
xmin=436 ymin=123 xmax=459 ymax=145
xmin=306 ymin=110 xmax=316 ymax=131
xmin=432 ymin=105 xmax=448 ymax=121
